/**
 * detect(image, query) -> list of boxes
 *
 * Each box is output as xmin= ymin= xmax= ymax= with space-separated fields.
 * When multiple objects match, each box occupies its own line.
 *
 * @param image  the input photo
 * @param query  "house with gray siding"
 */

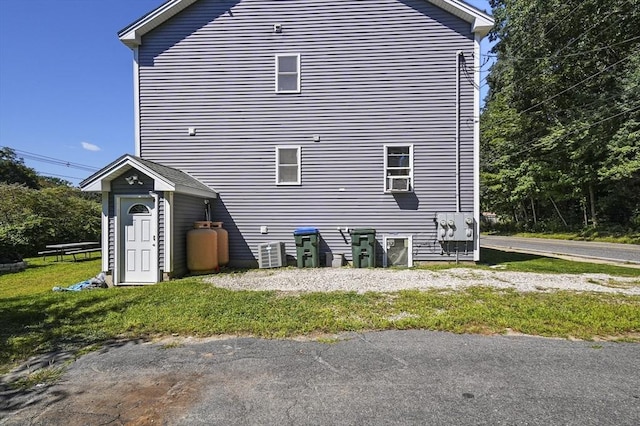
xmin=81 ymin=0 xmax=493 ymax=284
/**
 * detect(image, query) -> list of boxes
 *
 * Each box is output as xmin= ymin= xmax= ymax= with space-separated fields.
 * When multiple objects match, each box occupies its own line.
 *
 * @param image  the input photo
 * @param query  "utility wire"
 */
xmin=501 ymin=1 xmax=587 ymax=62
xmin=480 ymin=1 xmax=587 ymax=84
xmin=478 ymin=50 xmax=635 ymax=132
xmin=481 ymin=5 xmax=630 ymax=90
xmin=481 ymin=94 xmax=638 ymax=159
xmin=519 ymin=53 xmax=633 ymax=115
xmin=6 ymin=147 xmax=99 ymax=172
xmin=40 ymin=172 xmax=84 ymax=181
xmin=483 ymin=36 xmax=640 ymax=62
xmin=482 ymin=103 xmax=640 ymax=163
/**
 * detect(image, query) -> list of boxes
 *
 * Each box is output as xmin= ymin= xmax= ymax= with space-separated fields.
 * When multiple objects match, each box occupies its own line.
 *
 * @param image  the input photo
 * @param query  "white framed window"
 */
xmin=275 ymin=54 xmax=300 ymax=93
xmin=384 ymin=144 xmax=413 ymax=192
xmin=276 ymin=146 xmax=301 ymax=185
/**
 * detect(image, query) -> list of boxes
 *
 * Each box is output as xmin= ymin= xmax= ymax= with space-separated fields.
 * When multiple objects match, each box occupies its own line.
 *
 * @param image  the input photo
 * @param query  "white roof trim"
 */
xmin=118 ymin=0 xmax=494 ymax=48
xmin=173 ymin=183 xmax=218 ymax=199
xmin=427 ymin=0 xmax=494 ymax=38
xmin=81 ymin=155 xmax=217 ymax=198
xmin=81 ymin=157 xmax=172 ymax=191
xmin=118 ymin=0 xmax=200 ymax=48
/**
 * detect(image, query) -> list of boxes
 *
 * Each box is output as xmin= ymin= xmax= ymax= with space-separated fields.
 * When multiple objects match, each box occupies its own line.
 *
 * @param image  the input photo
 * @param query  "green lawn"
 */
xmin=2 ymin=253 xmax=639 ymax=376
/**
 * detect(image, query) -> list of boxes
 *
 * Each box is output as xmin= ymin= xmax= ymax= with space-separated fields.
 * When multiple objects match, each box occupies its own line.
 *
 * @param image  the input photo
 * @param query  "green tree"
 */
xmin=0 ymin=147 xmax=40 ymax=189
xmin=482 ymin=0 xmax=640 ymax=231
xmin=38 ymin=176 xmax=73 ymax=188
xmin=0 ymin=184 xmax=101 ymax=261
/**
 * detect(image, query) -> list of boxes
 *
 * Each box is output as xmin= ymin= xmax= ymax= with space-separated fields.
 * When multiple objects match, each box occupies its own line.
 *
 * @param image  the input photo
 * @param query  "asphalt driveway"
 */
xmin=2 ymin=331 xmax=639 ymax=425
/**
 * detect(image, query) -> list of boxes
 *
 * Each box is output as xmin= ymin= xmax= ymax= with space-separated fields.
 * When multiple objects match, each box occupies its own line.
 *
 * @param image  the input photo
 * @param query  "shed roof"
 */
xmin=118 ymin=0 xmax=494 ymax=48
xmin=80 ymin=154 xmax=217 ymax=198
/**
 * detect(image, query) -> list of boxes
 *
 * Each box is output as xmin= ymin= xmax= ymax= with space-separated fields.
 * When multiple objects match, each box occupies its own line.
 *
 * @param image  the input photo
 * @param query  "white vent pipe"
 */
xmin=455 ymin=50 xmax=463 ymax=213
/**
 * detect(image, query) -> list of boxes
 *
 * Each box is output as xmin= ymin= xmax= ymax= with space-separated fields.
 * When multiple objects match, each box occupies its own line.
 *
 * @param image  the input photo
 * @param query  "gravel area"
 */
xmin=205 ymin=268 xmax=640 ymax=295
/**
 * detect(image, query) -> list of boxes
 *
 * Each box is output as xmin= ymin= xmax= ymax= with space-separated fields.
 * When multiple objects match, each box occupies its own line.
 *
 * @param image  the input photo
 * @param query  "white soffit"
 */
xmin=427 ymin=0 xmax=494 ymax=38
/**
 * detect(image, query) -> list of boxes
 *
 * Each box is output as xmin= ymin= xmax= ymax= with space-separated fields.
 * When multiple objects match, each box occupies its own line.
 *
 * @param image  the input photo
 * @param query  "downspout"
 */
xmin=455 ymin=50 xmax=463 ymax=213
xmin=133 ymin=46 xmax=141 ymax=157
xmin=473 ymin=35 xmax=482 ymax=262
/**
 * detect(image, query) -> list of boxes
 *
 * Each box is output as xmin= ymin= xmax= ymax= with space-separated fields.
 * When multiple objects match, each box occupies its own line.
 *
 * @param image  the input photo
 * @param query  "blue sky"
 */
xmin=0 ymin=0 xmax=492 ymax=186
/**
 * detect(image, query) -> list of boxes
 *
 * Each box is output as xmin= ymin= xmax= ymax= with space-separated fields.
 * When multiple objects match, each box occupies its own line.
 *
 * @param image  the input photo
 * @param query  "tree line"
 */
xmin=481 ymin=0 xmax=639 ymax=234
xmin=0 ymin=148 xmax=100 ymax=262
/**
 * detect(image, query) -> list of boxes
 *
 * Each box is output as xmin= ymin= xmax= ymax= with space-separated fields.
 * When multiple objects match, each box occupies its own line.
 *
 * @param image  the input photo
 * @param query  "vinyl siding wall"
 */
xmin=137 ymin=0 xmax=477 ymax=266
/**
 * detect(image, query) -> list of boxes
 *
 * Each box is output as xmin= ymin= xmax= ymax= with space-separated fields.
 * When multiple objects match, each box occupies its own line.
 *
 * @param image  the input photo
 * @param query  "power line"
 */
xmin=479 ymin=88 xmax=624 ymax=148
xmin=5 ymin=147 xmax=99 ymax=172
xmin=519 ymin=53 xmax=633 ymax=115
xmin=481 ymin=4 xmax=631 ymax=91
xmin=482 ymin=103 xmax=640 ymax=163
xmin=481 ymin=1 xmax=588 ymax=85
xmin=483 ymin=36 xmax=640 ymax=62
xmin=502 ymin=2 xmax=587 ymax=62
xmin=40 ymin=172 xmax=84 ymax=181
xmin=479 ymin=49 xmax=635 ymax=133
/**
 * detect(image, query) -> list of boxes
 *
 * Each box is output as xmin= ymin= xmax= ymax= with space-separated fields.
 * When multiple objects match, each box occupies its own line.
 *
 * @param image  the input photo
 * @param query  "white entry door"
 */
xmin=120 ymin=197 xmax=157 ymax=283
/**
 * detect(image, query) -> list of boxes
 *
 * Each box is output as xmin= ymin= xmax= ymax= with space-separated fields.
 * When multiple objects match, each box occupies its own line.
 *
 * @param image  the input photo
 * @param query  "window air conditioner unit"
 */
xmin=388 ymin=177 xmax=411 ymax=192
xmin=258 ymin=242 xmax=286 ymax=268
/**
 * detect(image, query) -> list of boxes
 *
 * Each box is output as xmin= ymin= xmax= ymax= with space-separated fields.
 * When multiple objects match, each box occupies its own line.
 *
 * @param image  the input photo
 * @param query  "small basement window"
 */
xmin=384 ymin=144 xmax=413 ymax=192
xmin=275 ymin=54 xmax=300 ymax=93
xmin=276 ymin=146 xmax=301 ymax=185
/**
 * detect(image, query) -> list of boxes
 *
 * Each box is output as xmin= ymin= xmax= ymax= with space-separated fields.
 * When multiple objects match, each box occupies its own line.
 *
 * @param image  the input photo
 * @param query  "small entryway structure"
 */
xmin=80 ymin=155 xmax=217 ymax=285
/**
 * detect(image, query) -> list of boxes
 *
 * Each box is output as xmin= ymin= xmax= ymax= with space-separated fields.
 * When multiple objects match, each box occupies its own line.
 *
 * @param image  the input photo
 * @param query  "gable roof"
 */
xmin=118 ymin=0 xmax=494 ymax=48
xmin=80 ymin=154 xmax=217 ymax=198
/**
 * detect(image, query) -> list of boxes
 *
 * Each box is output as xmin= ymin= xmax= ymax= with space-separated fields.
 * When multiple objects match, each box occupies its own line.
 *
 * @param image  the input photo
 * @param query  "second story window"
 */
xmin=275 ymin=54 xmax=300 ymax=93
xmin=276 ymin=146 xmax=301 ymax=185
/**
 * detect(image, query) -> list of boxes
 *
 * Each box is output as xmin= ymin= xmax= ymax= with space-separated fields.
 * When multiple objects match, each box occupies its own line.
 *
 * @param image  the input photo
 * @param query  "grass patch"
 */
xmin=316 ymin=336 xmax=342 ymax=345
xmin=0 ymin=257 xmax=102 ymax=298
xmin=160 ymin=341 xmax=184 ymax=350
xmin=479 ymin=248 xmax=640 ymax=276
xmin=2 ymin=256 xmax=639 ymax=375
xmin=11 ymin=366 xmax=66 ymax=390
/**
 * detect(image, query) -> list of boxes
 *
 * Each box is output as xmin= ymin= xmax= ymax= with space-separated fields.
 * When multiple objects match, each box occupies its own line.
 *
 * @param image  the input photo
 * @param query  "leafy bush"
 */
xmin=0 ymin=184 xmax=100 ymax=260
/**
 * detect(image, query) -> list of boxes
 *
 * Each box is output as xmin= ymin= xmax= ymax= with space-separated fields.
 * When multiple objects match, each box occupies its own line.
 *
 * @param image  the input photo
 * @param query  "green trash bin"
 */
xmin=294 ymin=227 xmax=320 ymax=268
xmin=350 ymin=228 xmax=376 ymax=268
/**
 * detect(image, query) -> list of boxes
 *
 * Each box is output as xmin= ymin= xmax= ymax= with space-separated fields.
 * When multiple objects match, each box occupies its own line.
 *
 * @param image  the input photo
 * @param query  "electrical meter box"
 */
xmin=436 ymin=212 xmax=474 ymax=242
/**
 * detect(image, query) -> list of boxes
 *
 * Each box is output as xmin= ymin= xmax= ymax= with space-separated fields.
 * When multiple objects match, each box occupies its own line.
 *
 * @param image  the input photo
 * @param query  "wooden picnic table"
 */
xmin=41 ymin=242 xmax=101 ymax=261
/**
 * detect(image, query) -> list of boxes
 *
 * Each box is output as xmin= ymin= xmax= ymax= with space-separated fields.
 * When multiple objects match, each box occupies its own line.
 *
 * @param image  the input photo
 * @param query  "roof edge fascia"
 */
xmin=427 ymin=0 xmax=494 ymax=38
xmin=81 ymin=155 xmax=175 ymax=192
xmin=118 ymin=0 xmax=493 ymax=48
xmin=174 ymin=183 xmax=218 ymax=199
xmin=118 ymin=0 xmax=199 ymax=48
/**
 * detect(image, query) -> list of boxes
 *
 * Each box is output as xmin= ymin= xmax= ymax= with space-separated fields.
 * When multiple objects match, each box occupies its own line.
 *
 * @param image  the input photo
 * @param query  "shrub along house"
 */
xmin=81 ymin=0 xmax=493 ymax=285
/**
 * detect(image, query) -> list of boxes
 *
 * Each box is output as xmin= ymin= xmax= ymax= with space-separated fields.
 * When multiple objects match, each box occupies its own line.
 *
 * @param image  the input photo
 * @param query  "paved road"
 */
xmin=2 ymin=331 xmax=639 ymax=425
xmin=482 ymin=235 xmax=640 ymax=266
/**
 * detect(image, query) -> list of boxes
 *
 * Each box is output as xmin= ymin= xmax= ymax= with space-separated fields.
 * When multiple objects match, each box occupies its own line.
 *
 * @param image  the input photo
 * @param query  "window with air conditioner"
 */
xmin=384 ymin=144 xmax=413 ymax=193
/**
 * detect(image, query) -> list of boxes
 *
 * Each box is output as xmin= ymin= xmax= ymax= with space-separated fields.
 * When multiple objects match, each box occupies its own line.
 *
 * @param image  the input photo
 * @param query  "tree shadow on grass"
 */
xmin=480 ymin=247 xmax=546 ymax=266
xmin=0 ymin=339 xmax=141 ymax=415
xmin=0 ymin=290 xmax=144 ymax=413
